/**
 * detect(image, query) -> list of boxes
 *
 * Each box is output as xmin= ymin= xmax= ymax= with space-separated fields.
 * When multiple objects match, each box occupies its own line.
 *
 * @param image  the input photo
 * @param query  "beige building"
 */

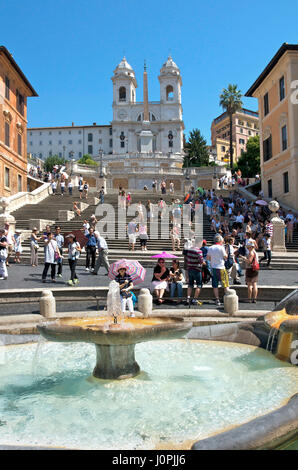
xmin=211 ymin=108 xmax=259 ymax=162
xmin=246 ymin=43 xmax=298 ymax=211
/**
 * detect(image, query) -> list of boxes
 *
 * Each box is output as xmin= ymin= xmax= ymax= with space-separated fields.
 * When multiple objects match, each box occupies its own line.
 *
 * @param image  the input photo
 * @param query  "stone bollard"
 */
xmin=224 ymin=289 xmax=239 ymax=316
xmin=40 ymin=290 xmax=56 ymax=318
xmin=137 ymin=288 xmax=152 ymax=317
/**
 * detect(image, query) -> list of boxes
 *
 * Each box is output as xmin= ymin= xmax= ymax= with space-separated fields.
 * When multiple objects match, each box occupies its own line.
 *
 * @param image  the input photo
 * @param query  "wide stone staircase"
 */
xmin=12 ymin=189 xmax=190 ymax=267
xmin=9 ymin=187 xmax=298 ymax=270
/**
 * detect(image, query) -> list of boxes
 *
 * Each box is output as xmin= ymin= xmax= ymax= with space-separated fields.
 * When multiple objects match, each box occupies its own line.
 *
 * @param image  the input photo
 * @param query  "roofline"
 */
xmin=245 ymin=43 xmax=298 ymax=97
xmin=28 ymin=124 xmax=111 ymax=130
xmin=0 ymin=46 xmax=38 ymax=97
xmin=212 ymin=107 xmax=259 ymax=123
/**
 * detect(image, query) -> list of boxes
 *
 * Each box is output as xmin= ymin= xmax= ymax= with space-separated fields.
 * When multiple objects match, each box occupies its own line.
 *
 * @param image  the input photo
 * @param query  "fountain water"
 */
xmin=37 ymin=281 xmax=192 ymax=380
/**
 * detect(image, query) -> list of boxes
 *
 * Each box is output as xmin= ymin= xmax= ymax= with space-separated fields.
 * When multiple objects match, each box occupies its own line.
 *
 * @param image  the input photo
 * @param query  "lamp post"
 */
xmin=99 ymin=148 xmax=104 ymax=178
xmin=63 ymin=146 xmax=65 ymax=159
xmin=69 ymin=150 xmax=74 ymax=160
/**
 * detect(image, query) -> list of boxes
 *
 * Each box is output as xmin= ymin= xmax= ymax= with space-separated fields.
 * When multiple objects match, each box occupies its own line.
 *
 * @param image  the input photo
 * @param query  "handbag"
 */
xmin=251 ymin=254 xmax=260 ymax=272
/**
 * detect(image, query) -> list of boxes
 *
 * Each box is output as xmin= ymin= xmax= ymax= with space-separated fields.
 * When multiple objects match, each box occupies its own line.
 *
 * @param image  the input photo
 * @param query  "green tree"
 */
xmin=219 ymin=84 xmax=243 ymax=169
xmin=44 ymin=155 xmax=67 ymax=172
xmin=235 ymin=135 xmax=260 ymax=177
xmin=184 ymin=129 xmax=210 ymax=167
xmin=78 ymin=154 xmax=98 ymax=166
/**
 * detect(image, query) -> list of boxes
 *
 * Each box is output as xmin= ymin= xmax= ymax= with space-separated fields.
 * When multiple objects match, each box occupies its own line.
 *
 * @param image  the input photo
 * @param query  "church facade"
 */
xmin=28 ymin=56 xmax=186 ymax=190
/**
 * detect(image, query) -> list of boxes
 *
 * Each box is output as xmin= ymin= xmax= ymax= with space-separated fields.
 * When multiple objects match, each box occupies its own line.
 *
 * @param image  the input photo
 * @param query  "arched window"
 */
xmin=119 ymin=87 xmax=126 ymax=101
xmin=168 ymin=131 xmax=174 ymax=148
xmin=137 ymin=112 xmax=157 ymax=122
xmin=166 ymin=85 xmax=174 ymax=101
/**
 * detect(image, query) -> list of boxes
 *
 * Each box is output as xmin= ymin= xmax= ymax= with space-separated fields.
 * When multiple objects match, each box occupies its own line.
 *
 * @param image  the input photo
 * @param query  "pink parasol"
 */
xmin=256 ymin=200 xmax=268 ymax=206
xmin=108 ymin=259 xmax=146 ymax=285
xmin=151 ymin=251 xmax=179 ymax=259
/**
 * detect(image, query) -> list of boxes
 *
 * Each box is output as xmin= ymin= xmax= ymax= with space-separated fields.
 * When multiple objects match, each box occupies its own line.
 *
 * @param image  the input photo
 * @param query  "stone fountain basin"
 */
xmin=37 ymin=316 xmax=193 ymax=346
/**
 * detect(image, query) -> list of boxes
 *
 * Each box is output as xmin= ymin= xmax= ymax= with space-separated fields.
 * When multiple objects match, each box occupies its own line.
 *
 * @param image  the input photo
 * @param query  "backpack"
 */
xmin=225 ymin=245 xmax=234 ymax=270
xmin=202 ymin=264 xmax=211 ymax=284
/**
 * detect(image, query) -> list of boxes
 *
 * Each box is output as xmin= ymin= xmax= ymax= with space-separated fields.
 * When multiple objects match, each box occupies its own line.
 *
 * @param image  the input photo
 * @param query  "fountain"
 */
xmin=37 ymin=281 xmax=193 ymax=380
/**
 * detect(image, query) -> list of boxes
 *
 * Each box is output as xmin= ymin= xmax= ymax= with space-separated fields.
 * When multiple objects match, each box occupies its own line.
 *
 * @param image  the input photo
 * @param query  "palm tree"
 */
xmin=219 ymin=84 xmax=243 ymax=169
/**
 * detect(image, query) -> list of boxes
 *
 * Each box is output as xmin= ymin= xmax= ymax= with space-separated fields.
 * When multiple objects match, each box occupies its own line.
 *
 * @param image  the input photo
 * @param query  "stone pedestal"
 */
xmin=269 ymin=201 xmax=286 ymax=252
xmin=224 ymin=289 xmax=239 ymax=316
xmin=137 ymin=288 xmax=152 ymax=317
xmin=93 ymin=344 xmax=140 ymax=379
xmin=29 ymin=219 xmax=55 ymax=231
xmin=0 ymin=197 xmax=16 ymax=233
xmin=40 ymin=290 xmax=56 ymax=318
xmin=96 ymin=177 xmax=107 ymax=193
xmin=58 ymin=210 xmax=75 ymax=221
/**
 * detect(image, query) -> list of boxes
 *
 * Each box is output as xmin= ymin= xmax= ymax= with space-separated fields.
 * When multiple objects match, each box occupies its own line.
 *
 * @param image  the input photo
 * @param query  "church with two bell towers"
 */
xmin=111 ymin=56 xmax=184 ymax=156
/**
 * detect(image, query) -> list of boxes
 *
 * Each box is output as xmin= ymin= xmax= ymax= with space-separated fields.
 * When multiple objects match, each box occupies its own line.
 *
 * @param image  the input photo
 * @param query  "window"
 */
xmin=268 ymin=179 xmax=272 ymax=198
xmin=88 ymin=133 xmax=93 ymax=142
xmin=109 ymin=128 xmax=113 ymax=136
xmin=39 ymin=132 xmax=42 ymax=135
xmin=221 ymin=146 xmax=226 ymax=152
xmin=18 ymin=134 xmax=22 ymax=155
xmin=248 ymin=130 xmax=251 ymax=136
xmin=78 ymin=139 xmax=82 ymax=144
xmin=39 ymin=141 xmax=42 ymax=145
xmin=239 ymin=139 xmax=245 ymax=145
xmin=5 ymin=76 xmax=10 ymax=100
xmin=5 ymin=122 xmax=10 ymax=147
xmin=59 ymin=131 xmax=62 ymax=135
xmin=58 ymin=140 xmax=62 ymax=145
xmin=58 ymin=152 xmax=62 ymax=158
xmin=240 ymin=128 xmax=243 ymax=134
xmin=79 ymin=152 xmax=82 ymax=158
xmin=281 ymin=125 xmax=287 ymax=151
xmin=39 ymin=153 xmax=43 ymax=158
xmin=238 ymin=120 xmax=244 ymax=125
xmin=49 ymin=140 xmax=52 ymax=145
xmin=98 ymin=130 xmax=102 ymax=134
xmin=119 ymin=87 xmax=126 ymax=101
xmin=68 ymin=131 xmax=71 ymax=135
xmin=88 ymin=145 xmax=93 ymax=154
xmin=263 ymin=135 xmax=272 ymax=162
xmin=279 ymin=76 xmax=285 ymax=101
xmin=5 ymin=168 xmax=10 ymax=188
xmin=78 ymin=130 xmax=81 ymax=134
xmin=49 ymin=150 xmax=52 ymax=156
xmin=109 ymin=139 xmax=113 ymax=147
xmin=68 ymin=140 xmax=72 ymax=144
xmin=16 ymin=90 xmax=24 ymax=115
xmin=283 ymin=172 xmax=289 ymax=193
xmin=29 ymin=141 xmax=32 ymax=146
xmin=98 ymin=139 xmax=102 ymax=144
xmin=166 ymin=85 xmax=174 ymax=101
xmin=18 ymin=175 xmax=22 ymax=192
xmin=264 ymin=92 xmax=269 ymax=116
xmin=49 ymin=131 xmax=52 ymax=135
xmin=247 ymin=122 xmax=251 ymax=127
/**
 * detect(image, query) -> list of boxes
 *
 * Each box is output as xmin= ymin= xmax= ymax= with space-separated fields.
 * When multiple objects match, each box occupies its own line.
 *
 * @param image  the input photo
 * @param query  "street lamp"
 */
xmin=99 ymin=148 xmax=104 ymax=178
xmin=63 ymin=146 xmax=65 ymax=159
xmin=69 ymin=150 xmax=74 ymax=160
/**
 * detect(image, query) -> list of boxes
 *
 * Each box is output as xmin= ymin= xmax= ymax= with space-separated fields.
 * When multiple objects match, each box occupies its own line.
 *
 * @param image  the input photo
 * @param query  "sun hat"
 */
xmin=117 ymin=265 xmax=127 ymax=271
xmin=66 ymin=233 xmax=75 ymax=239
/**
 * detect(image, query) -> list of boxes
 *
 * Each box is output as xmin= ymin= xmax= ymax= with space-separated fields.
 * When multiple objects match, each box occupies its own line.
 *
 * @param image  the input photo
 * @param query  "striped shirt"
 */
xmin=266 ymin=223 xmax=273 ymax=236
xmin=183 ymin=247 xmax=204 ymax=271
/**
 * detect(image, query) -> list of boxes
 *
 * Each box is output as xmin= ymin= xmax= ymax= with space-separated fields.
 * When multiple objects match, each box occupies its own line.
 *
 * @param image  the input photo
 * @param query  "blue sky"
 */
xmin=1 ymin=0 xmax=298 ymax=144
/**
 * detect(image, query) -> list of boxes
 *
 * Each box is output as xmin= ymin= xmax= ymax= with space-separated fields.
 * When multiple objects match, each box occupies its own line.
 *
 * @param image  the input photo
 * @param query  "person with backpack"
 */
xmin=83 ymin=181 xmax=89 ymax=199
xmin=240 ymin=239 xmax=259 ymax=303
xmin=206 ymin=234 xmax=229 ymax=307
xmin=66 ymin=234 xmax=81 ymax=285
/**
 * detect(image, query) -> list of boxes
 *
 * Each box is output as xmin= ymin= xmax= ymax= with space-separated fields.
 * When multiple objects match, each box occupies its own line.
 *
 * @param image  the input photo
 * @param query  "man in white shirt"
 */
xmin=93 ymin=231 xmax=110 ymax=275
xmin=206 ymin=234 xmax=229 ymax=307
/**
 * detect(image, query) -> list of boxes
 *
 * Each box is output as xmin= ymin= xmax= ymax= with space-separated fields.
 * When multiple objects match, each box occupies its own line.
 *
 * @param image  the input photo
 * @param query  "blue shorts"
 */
xmin=188 ymin=269 xmax=202 ymax=288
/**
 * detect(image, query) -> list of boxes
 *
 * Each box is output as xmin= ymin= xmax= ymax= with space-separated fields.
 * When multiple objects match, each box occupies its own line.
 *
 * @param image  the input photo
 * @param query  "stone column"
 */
xmin=40 ymin=290 xmax=56 ymax=318
xmin=137 ymin=289 xmax=153 ymax=317
xmin=269 ymin=201 xmax=286 ymax=252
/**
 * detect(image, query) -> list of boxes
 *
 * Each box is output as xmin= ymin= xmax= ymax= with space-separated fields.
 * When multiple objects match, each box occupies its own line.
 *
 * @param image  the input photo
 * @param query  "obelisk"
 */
xmin=139 ymin=60 xmax=153 ymax=153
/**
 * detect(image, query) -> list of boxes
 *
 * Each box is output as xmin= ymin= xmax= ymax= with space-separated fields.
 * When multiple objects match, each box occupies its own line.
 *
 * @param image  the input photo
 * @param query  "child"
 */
xmin=115 ymin=266 xmax=135 ymax=317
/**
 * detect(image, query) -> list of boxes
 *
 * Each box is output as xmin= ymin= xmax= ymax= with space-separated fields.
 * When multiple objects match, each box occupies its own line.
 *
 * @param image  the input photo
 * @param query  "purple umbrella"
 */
xmin=151 ymin=251 xmax=178 ymax=259
xmin=256 ymin=200 xmax=268 ymax=206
